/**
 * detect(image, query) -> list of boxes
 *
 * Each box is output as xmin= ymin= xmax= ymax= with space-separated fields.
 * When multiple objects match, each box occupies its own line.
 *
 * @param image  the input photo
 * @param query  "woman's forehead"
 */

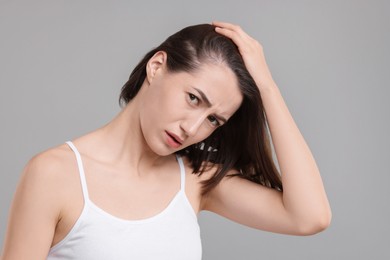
xmin=188 ymin=63 xmax=243 ymax=114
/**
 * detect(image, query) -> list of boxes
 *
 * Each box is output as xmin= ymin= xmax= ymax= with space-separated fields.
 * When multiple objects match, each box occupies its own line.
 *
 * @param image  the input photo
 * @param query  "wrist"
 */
xmin=256 ymin=78 xmax=279 ymax=93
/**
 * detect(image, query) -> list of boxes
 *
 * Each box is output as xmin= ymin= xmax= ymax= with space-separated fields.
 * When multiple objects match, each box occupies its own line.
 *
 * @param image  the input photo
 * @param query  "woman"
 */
xmin=1 ymin=21 xmax=331 ymax=259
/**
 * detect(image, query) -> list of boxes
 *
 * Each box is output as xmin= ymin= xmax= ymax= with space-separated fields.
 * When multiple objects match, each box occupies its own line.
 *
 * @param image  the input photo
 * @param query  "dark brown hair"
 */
xmin=119 ymin=24 xmax=282 ymax=197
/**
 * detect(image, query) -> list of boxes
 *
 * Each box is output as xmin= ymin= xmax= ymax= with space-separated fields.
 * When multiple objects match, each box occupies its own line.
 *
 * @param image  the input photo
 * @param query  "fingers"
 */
xmin=212 ymin=21 xmax=248 ymax=40
xmin=211 ymin=21 xmax=269 ymax=89
xmin=212 ymin=21 xmax=243 ymax=50
xmin=212 ymin=21 xmax=257 ymax=54
xmin=212 ymin=21 xmax=241 ymax=31
xmin=214 ymin=26 xmax=243 ymax=45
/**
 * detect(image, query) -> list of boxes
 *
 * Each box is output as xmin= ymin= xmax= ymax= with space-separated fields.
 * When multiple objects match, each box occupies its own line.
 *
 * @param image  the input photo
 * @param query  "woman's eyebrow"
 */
xmin=192 ymin=87 xmax=227 ymax=123
xmin=193 ymin=87 xmax=212 ymax=107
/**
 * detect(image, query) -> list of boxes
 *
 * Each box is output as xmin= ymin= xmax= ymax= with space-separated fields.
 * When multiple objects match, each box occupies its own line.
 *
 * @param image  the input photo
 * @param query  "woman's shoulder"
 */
xmin=20 ymin=143 xmax=79 ymax=199
xmin=5 ymin=143 xmax=77 ymax=235
xmin=26 ymin=142 xmax=74 ymax=176
xmin=3 ymin=143 xmax=77 ymax=258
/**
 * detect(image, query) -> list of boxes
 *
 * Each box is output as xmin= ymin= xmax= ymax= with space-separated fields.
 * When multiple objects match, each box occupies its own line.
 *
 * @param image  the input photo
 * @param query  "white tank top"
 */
xmin=47 ymin=141 xmax=202 ymax=260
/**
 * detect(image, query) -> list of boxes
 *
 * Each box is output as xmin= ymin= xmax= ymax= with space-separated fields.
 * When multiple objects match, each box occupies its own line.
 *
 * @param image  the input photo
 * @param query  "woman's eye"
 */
xmin=207 ymin=115 xmax=220 ymax=127
xmin=188 ymin=93 xmax=199 ymax=105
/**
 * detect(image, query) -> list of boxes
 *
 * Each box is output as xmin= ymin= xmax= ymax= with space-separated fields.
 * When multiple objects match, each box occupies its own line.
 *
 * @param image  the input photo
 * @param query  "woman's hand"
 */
xmin=212 ymin=21 xmax=276 ymax=91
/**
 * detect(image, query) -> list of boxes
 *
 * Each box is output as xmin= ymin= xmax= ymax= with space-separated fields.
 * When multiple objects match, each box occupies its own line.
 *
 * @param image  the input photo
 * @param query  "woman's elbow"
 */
xmin=297 ymin=210 xmax=332 ymax=236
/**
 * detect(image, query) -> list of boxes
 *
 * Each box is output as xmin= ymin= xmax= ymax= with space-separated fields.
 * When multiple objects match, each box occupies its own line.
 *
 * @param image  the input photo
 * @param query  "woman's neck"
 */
xmin=76 ymin=93 xmax=169 ymax=178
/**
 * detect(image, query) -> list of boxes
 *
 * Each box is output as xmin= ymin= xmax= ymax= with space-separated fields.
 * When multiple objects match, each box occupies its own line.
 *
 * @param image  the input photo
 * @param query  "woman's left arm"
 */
xmin=210 ymin=21 xmax=332 ymax=234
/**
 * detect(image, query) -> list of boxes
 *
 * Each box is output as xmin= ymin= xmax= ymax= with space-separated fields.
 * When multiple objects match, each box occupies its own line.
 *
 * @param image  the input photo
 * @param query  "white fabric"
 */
xmin=47 ymin=141 xmax=202 ymax=260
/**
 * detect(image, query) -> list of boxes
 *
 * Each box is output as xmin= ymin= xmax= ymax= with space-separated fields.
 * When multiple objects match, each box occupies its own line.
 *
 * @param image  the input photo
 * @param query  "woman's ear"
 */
xmin=146 ymin=51 xmax=167 ymax=84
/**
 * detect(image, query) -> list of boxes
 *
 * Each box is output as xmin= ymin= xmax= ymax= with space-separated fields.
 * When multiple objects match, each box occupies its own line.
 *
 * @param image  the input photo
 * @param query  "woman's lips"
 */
xmin=165 ymin=131 xmax=183 ymax=148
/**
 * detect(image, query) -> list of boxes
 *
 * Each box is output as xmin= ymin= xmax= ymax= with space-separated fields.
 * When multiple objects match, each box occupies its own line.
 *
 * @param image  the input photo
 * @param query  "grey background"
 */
xmin=1 ymin=0 xmax=389 ymax=259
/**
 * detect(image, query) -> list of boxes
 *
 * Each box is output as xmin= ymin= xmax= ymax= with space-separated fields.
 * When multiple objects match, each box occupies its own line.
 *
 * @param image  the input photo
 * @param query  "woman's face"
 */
xmin=139 ymin=52 xmax=243 ymax=156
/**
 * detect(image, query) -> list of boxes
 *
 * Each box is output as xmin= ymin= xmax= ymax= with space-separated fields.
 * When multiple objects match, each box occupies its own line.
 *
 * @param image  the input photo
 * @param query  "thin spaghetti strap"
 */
xmin=176 ymin=154 xmax=186 ymax=192
xmin=65 ymin=141 xmax=90 ymax=202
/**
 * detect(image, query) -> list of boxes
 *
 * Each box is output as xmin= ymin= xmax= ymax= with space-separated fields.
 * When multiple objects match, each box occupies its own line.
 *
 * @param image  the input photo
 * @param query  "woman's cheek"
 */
xmin=195 ymin=126 xmax=214 ymax=143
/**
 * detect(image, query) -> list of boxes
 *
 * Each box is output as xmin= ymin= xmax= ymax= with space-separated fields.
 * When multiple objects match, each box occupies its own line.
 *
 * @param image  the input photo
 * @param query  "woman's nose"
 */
xmin=180 ymin=115 xmax=205 ymax=137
